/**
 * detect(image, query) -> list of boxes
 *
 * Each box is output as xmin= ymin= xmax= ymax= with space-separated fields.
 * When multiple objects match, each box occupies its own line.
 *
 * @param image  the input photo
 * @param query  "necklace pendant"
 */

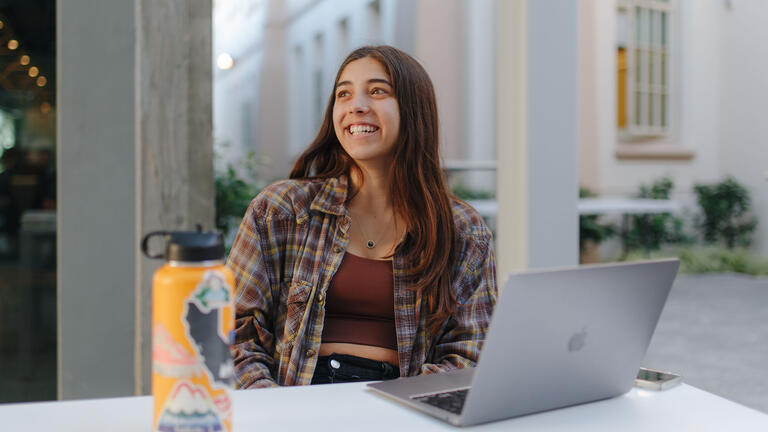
xmin=366 ymin=240 xmax=376 ymax=249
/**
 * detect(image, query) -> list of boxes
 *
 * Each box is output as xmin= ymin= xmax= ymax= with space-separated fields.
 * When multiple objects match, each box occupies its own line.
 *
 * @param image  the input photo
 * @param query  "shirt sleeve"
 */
xmin=419 ymin=238 xmax=497 ymax=375
xmin=227 ymin=198 xmax=280 ymax=388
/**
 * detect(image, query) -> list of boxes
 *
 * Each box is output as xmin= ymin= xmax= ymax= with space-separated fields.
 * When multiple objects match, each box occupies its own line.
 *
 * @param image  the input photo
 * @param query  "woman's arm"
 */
xmin=227 ymin=199 xmax=280 ymax=388
xmin=420 ymin=238 xmax=497 ymax=375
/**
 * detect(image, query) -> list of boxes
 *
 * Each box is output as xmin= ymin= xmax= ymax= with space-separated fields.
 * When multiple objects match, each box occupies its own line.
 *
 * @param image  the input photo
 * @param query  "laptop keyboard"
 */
xmin=412 ymin=389 xmax=469 ymax=415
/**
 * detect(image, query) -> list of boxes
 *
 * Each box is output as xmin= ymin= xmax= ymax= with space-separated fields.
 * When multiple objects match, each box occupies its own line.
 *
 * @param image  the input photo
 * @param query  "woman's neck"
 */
xmin=349 ymin=165 xmax=392 ymax=215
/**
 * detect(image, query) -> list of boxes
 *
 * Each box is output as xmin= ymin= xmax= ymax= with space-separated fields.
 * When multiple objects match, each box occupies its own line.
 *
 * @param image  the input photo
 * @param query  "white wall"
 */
xmin=719 ymin=0 xmax=768 ymax=255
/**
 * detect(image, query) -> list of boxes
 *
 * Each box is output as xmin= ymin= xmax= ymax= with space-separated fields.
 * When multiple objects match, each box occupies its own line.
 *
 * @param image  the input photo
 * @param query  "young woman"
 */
xmin=227 ymin=45 xmax=496 ymax=387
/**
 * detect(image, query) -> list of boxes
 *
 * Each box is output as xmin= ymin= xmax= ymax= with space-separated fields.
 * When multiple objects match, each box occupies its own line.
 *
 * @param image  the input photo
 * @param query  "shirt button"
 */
xmin=306 ymin=349 xmax=316 ymax=357
xmin=333 ymin=246 xmax=343 ymax=254
xmin=316 ymin=293 xmax=325 ymax=304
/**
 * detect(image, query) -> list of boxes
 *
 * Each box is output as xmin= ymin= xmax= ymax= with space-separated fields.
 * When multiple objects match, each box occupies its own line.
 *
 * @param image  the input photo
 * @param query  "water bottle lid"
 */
xmin=141 ymin=227 xmax=225 ymax=262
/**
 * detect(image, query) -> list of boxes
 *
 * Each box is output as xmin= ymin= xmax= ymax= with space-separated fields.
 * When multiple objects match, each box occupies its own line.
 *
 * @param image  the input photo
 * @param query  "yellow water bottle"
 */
xmin=142 ymin=228 xmax=234 ymax=432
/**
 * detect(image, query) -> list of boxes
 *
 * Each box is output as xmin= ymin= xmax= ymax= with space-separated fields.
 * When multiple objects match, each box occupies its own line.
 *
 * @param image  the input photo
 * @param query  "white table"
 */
xmin=3 ymin=382 xmax=768 ymax=431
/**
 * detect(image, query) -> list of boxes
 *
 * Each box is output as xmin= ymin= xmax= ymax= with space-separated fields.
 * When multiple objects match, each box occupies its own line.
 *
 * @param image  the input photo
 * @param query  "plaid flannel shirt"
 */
xmin=227 ymin=176 xmax=497 ymax=388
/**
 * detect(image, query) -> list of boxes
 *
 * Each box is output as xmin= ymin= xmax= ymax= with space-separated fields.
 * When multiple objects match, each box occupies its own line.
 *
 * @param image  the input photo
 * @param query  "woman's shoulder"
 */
xmin=450 ymin=197 xmax=493 ymax=245
xmin=249 ymin=178 xmax=326 ymax=221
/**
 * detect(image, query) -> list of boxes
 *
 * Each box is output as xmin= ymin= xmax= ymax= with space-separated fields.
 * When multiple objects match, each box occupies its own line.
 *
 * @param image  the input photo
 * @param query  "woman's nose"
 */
xmin=350 ymin=96 xmax=370 ymax=114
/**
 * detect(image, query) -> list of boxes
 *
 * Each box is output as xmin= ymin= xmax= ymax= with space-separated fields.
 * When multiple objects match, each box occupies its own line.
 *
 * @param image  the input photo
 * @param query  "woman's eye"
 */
xmin=371 ymin=88 xmax=386 ymax=95
xmin=336 ymin=90 xmax=350 ymax=98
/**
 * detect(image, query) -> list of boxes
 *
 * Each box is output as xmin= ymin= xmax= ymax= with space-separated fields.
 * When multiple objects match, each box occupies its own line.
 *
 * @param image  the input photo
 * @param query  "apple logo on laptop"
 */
xmin=568 ymin=328 xmax=588 ymax=352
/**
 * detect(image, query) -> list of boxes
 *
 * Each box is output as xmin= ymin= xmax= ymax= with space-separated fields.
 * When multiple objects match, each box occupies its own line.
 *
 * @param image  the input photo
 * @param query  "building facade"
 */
xmin=580 ymin=0 xmax=768 ymax=255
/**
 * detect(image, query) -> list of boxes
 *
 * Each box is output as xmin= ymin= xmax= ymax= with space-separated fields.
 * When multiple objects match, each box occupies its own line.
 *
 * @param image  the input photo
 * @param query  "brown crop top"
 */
xmin=320 ymin=252 xmax=398 ymax=350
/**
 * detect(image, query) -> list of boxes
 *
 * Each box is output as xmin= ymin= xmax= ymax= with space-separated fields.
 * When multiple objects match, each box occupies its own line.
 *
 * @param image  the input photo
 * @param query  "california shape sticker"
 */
xmin=184 ymin=270 xmax=235 ymax=388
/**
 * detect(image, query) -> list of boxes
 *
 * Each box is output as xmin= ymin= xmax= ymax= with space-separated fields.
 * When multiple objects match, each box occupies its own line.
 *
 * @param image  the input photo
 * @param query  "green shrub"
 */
xmin=693 ymin=176 xmax=757 ymax=249
xmin=214 ymin=165 xmax=258 ymax=238
xmin=214 ymin=146 xmax=270 ymax=243
xmin=579 ymin=188 xmax=615 ymax=252
xmin=624 ymin=177 xmax=691 ymax=251
xmin=451 ymin=184 xmax=494 ymax=201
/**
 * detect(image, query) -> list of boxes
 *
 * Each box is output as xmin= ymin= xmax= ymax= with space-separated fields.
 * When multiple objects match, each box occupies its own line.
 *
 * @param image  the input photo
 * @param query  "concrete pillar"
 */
xmin=463 ymin=0 xmax=497 ymax=193
xmin=58 ymin=0 xmax=213 ymax=399
xmin=495 ymin=0 xmax=579 ymax=280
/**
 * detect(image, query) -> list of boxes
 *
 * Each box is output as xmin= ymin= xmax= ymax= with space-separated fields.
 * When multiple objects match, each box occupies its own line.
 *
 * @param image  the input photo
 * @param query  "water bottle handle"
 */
xmin=141 ymin=231 xmax=170 ymax=259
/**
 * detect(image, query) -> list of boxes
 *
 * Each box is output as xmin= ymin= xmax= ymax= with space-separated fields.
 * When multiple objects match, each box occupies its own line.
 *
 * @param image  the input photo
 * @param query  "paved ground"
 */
xmin=643 ymin=273 xmax=768 ymax=413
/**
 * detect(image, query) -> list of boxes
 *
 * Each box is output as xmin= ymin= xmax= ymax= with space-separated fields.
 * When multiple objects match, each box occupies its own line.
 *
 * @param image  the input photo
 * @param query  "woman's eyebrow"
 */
xmin=335 ymin=78 xmax=393 ymax=89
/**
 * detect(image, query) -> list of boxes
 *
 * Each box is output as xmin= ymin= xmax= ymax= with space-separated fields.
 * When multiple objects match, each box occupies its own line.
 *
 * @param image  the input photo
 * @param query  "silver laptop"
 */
xmin=368 ymin=258 xmax=680 ymax=426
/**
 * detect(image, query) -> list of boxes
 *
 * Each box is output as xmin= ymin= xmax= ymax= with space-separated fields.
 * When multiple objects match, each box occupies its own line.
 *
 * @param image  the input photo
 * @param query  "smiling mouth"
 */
xmin=347 ymin=124 xmax=380 ymax=136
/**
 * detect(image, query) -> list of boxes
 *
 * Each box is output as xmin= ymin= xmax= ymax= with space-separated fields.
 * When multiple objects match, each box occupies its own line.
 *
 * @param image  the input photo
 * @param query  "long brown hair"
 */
xmin=290 ymin=45 xmax=456 ymax=332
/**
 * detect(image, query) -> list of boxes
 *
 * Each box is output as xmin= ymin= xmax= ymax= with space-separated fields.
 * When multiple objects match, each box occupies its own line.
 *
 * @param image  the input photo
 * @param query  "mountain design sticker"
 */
xmin=156 ymin=381 xmax=224 ymax=432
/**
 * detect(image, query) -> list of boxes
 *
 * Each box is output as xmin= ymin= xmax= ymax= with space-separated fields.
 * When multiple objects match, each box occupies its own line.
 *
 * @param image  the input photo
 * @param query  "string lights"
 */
xmin=0 ymin=12 xmax=51 ymax=114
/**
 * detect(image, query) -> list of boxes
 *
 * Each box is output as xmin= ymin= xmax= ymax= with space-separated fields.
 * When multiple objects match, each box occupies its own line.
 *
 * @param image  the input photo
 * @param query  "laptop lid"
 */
xmin=459 ymin=258 xmax=680 ymax=425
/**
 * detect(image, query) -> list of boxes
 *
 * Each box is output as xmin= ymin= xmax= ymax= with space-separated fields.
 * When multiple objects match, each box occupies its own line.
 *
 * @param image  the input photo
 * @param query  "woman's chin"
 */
xmin=343 ymin=146 xmax=393 ymax=165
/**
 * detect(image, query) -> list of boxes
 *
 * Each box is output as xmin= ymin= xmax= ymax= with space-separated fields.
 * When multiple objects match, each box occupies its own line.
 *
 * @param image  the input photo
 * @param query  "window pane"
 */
xmin=661 ymin=93 xmax=667 ymax=127
xmin=617 ymin=48 xmax=627 ymax=128
xmin=635 ymin=6 xmax=642 ymax=43
xmin=647 ymin=91 xmax=653 ymax=128
xmin=635 ymin=91 xmax=642 ymax=126
xmin=648 ymin=49 xmax=654 ymax=87
xmin=635 ymin=49 xmax=642 ymax=84
xmin=661 ymin=11 xmax=667 ymax=46
xmin=661 ymin=51 xmax=666 ymax=87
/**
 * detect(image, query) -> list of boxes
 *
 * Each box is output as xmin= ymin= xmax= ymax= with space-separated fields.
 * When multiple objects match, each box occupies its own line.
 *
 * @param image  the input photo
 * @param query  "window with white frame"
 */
xmin=617 ymin=0 xmax=673 ymax=137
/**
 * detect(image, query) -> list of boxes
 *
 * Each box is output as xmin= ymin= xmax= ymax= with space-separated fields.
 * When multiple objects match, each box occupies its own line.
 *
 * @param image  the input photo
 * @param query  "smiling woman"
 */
xmin=227 ymin=46 xmax=497 ymax=388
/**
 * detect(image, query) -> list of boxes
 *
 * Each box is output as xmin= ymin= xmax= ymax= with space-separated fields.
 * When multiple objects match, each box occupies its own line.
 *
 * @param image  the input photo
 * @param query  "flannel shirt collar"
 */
xmin=309 ymin=176 xmax=349 ymax=216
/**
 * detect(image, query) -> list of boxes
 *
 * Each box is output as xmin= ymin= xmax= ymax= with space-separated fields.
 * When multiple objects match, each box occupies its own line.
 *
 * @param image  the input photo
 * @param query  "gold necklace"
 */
xmin=351 ymin=210 xmax=394 ymax=249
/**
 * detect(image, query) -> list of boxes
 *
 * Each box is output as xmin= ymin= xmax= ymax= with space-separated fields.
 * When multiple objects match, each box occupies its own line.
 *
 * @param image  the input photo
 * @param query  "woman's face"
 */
xmin=333 ymin=57 xmax=400 ymax=168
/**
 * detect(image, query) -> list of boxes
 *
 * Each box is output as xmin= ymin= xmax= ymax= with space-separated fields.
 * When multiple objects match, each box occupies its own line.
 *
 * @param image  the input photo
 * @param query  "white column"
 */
xmin=464 ymin=0 xmax=497 ymax=192
xmin=496 ymin=0 xmax=579 ymax=279
xmin=58 ymin=0 xmax=138 ymax=400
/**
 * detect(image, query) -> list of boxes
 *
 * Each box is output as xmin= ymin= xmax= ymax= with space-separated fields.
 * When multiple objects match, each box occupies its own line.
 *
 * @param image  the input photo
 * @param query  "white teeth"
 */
xmin=349 ymin=125 xmax=378 ymax=135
